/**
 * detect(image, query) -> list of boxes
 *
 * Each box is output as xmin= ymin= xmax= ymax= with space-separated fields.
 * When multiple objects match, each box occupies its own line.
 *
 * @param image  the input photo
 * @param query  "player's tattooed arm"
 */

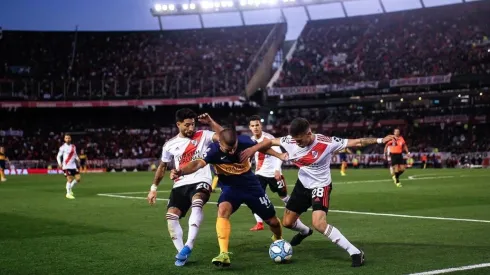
xmin=171 ymin=159 xmax=207 ymax=179
xmin=347 ymin=135 xmax=396 ymax=148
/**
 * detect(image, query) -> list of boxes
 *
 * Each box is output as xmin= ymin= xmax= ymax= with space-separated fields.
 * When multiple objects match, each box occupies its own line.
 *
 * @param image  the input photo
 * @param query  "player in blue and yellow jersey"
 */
xmin=339 ymin=148 xmax=352 ymax=176
xmin=0 ymin=146 xmax=10 ymax=182
xmin=170 ymin=128 xmax=286 ymax=267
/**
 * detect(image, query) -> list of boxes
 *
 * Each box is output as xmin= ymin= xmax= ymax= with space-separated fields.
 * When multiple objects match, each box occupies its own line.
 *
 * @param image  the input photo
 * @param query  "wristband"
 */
xmin=377 ymin=138 xmax=383 ymax=144
xmin=150 ymin=184 xmax=158 ymax=191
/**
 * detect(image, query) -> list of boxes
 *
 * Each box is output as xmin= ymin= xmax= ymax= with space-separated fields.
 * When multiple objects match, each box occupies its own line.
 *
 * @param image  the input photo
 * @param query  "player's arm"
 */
xmin=403 ymin=143 xmax=410 ymax=155
xmin=198 ymin=113 xmax=223 ymax=142
xmin=171 ymin=159 xmax=207 ymax=179
xmin=56 ymin=148 xmax=63 ymax=169
xmin=147 ymin=161 xmax=168 ymax=205
xmin=346 ymin=135 xmax=395 ymax=148
xmin=346 ymin=148 xmax=353 ymax=154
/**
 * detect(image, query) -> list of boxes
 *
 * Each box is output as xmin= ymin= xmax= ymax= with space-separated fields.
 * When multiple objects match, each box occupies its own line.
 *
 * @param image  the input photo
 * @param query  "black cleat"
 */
xmin=351 ymin=250 xmax=365 ymax=267
xmin=290 ymin=228 xmax=313 ymax=246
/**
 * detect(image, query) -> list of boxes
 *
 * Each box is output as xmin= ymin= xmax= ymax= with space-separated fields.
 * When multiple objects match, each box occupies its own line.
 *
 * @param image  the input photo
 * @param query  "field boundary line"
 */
xmin=97 ymin=193 xmax=490 ymax=224
xmin=406 ymin=262 xmax=490 ymax=275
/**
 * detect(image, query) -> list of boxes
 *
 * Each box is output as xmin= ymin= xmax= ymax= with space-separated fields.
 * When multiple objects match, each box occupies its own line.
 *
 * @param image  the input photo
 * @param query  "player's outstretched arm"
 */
xmin=56 ymin=148 xmax=63 ymax=169
xmin=239 ymin=138 xmax=273 ymax=162
xmin=148 ymin=162 xmax=168 ymax=205
xmin=198 ymin=113 xmax=223 ymax=142
xmin=346 ymin=135 xmax=396 ymax=148
xmin=171 ymin=159 xmax=207 ymax=179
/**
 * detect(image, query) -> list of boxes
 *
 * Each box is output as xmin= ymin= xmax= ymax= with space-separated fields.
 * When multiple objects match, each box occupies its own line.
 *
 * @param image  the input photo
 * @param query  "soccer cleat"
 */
xmin=70 ymin=191 xmax=74 ymax=196
xmin=250 ymin=222 xmax=264 ymax=231
xmin=212 ymin=252 xmax=231 ymax=267
xmin=351 ymin=250 xmax=365 ymax=267
xmin=290 ymin=228 xmax=313 ymax=246
xmin=271 ymin=234 xmax=283 ymax=242
xmin=65 ymin=194 xmax=75 ymax=199
xmin=175 ymin=245 xmax=192 ymax=266
xmin=396 ymin=182 xmax=402 ymax=188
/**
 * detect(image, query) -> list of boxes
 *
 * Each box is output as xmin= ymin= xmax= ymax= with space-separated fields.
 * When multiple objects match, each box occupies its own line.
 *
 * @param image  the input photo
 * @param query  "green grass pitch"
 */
xmin=1 ymin=168 xmax=490 ymax=275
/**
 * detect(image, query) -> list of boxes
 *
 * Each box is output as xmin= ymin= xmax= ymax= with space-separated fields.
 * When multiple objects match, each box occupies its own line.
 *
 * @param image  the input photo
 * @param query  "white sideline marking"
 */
xmin=97 ymin=193 xmax=490 ymax=224
xmin=407 ymin=263 xmax=490 ymax=275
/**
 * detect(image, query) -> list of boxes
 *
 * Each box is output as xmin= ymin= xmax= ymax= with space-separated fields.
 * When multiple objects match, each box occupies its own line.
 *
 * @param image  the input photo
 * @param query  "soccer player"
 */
xmin=147 ymin=109 xmax=223 ymax=267
xmin=0 ymin=146 xmax=9 ymax=182
xmin=384 ymin=128 xmax=410 ymax=187
xmin=79 ymin=149 xmax=88 ymax=173
xmin=170 ymin=128 xmax=286 ymax=267
xmin=263 ymin=118 xmax=395 ymax=267
xmin=57 ymin=134 xmax=82 ymax=199
xmin=248 ymin=115 xmax=288 ymax=231
xmin=339 ymin=148 xmax=353 ymax=176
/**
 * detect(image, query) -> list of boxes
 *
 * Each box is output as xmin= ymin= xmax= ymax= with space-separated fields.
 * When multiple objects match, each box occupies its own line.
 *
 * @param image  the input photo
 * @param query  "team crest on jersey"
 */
xmin=191 ymin=140 xmax=198 ymax=146
xmin=311 ymin=151 xmax=319 ymax=159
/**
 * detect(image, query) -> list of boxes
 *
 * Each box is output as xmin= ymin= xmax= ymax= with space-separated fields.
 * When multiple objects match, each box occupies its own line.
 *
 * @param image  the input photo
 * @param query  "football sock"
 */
xmin=65 ymin=181 xmax=71 ymax=194
xmin=211 ymin=176 xmax=219 ymax=190
xmin=291 ymin=219 xmax=311 ymax=235
xmin=341 ymin=163 xmax=346 ymax=173
xmin=216 ymin=217 xmax=231 ymax=253
xmin=395 ymin=172 xmax=401 ymax=182
xmin=0 ymin=170 xmax=5 ymax=180
xmin=166 ymin=213 xmax=184 ymax=252
xmin=185 ymin=199 xmax=204 ymax=249
xmin=280 ymin=196 xmax=290 ymax=204
xmin=254 ymin=214 xmax=263 ymax=223
xmin=324 ymin=224 xmax=361 ymax=256
xmin=70 ymin=179 xmax=77 ymax=189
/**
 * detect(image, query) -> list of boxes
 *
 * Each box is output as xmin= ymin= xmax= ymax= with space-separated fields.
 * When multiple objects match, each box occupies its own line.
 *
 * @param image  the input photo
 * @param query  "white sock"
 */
xmin=281 ymin=196 xmax=290 ymax=204
xmin=254 ymin=213 xmax=263 ymax=223
xmin=185 ymin=199 xmax=204 ymax=249
xmin=324 ymin=224 xmax=361 ymax=256
xmin=66 ymin=181 xmax=71 ymax=194
xmin=291 ymin=219 xmax=310 ymax=235
xmin=70 ymin=180 xmax=77 ymax=189
xmin=166 ymin=213 xmax=184 ymax=252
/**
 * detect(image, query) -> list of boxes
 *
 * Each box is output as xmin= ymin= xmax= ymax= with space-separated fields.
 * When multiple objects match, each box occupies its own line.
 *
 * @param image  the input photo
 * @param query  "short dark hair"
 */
xmin=175 ymin=108 xmax=197 ymax=122
xmin=248 ymin=115 xmax=262 ymax=124
xmin=289 ymin=118 xmax=310 ymax=137
xmin=219 ymin=128 xmax=237 ymax=147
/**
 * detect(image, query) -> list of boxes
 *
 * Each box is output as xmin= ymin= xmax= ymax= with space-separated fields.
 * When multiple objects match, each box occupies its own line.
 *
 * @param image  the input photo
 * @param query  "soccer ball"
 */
xmin=269 ymin=240 xmax=293 ymax=263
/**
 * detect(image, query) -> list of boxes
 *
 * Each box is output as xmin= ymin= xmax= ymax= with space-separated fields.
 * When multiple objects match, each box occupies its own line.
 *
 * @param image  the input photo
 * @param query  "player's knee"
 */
xmin=282 ymin=215 xmax=296 ymax=229
xmin=167 ymin=207 xmax=182 ymax=218
xmin=217 ymin=202 xmax=233 ymax=218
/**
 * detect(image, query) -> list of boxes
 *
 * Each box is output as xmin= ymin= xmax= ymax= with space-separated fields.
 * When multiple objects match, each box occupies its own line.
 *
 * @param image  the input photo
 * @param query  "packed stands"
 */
xmin=0 ymin=25 xmax=275 ymax=99
xmin=275 ymin=1 xmax=490 ymax=87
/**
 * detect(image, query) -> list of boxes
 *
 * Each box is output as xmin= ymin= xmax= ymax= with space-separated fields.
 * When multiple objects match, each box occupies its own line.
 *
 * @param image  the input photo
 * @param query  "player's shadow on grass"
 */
xmin=0 ymin=213 xmax=122 ymax=240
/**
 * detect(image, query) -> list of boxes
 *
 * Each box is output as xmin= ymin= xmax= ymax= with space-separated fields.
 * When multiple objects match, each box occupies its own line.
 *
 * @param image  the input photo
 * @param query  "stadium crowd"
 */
xmin=0 ymin=25 xmax=274 ymax=99
xmin=1 ymin=102 xmax=489 ymax=163
xmin=275 ymin=1 xmax=490 ymax=87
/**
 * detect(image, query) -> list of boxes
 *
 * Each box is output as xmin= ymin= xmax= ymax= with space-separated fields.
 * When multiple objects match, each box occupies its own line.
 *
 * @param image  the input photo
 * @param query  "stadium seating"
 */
xmin=275 ymin=1 xmax=490 ymax=87
xmin=0 ymin=25 xmax=275 ymax=99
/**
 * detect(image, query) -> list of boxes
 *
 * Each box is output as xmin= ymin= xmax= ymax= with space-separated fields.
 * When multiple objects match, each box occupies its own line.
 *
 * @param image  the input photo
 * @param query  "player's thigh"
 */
xmin=244 ymin=187 xmax=276 ymax=222
xmin=284 ymin=179 xmax=311 ymax=222
xmin=167 ymin=186 xmax=192 ymax=218
xmin=268 ymin=176 xmax=288 ymax=197
xmin=256 ymin=175 xmax=268 ymax=191
xmin=217 ymin=186 xmax=243 ymax=218
xmin=310 ymin=185 xmax=333 ymax=226
xmin=190 ymin=182 xmax=212 ymax=203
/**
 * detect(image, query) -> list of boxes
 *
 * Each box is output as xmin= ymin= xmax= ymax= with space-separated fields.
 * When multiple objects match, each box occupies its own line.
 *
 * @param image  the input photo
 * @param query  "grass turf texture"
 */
xmin=1 ymin=169 xmax=489 ymax=275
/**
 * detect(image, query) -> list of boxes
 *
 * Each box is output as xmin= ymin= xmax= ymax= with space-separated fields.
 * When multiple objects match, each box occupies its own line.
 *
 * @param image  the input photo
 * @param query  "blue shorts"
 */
xmin=339 ymin=154 xmax=347 ymax=162
xmin=218 ymin=185 xmax=276 ymax=221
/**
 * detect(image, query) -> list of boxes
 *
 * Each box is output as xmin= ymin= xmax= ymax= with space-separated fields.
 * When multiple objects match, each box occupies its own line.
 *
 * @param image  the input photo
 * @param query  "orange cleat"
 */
xmin=250 ymin=222 xmax=264 ymax=231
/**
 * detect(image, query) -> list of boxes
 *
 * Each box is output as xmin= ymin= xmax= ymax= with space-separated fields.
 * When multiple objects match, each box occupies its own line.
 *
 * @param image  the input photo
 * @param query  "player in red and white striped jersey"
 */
xmin=147 ymin=109 xmax=223 ymax=267
xmin=248 ymin=115 xmax=288 ymax=231
xmin=264 ymin=118 xmax=395 ymax=268
xmin=56 ymin=134 xmax=81 ymax=200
